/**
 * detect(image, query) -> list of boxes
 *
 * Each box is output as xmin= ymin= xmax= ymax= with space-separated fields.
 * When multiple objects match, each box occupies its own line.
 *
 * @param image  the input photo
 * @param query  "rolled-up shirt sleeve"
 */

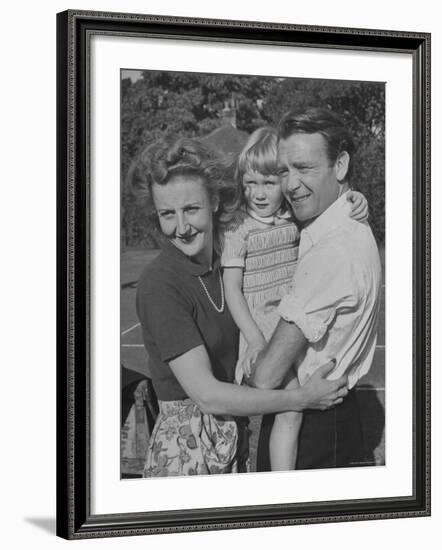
xmin=277 ymin=245 xmax=360 ymax=343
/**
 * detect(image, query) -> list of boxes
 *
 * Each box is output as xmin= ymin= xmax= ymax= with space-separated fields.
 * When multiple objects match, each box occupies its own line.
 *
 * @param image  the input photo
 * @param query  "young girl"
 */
xmin=221 ymin=126 xmax=368 ymax=471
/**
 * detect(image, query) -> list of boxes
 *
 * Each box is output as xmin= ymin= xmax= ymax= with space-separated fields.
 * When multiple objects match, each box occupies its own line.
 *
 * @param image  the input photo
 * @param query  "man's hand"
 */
xmin=299 ymin=361 xmax=349 ymax=410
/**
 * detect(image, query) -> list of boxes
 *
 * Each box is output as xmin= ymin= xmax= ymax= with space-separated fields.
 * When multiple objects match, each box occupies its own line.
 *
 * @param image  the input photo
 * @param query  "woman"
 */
xmin=132 ymin=138 xmax=348 ymax=477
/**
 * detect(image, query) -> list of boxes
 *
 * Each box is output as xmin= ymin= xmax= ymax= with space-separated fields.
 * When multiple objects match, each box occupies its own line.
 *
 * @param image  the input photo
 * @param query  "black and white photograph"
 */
xmin=120 ymin=69 xmax=386 ymax=479
xmin=54 ymin=8 xmax=430 ymax=540
xmin=2 ymin=0 xmax=439 ymax=547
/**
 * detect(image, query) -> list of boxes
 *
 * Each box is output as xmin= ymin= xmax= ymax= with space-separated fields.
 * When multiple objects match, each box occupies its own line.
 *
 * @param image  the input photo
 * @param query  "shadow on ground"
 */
xmin=25 ymin=517 xmax=56 ymax=534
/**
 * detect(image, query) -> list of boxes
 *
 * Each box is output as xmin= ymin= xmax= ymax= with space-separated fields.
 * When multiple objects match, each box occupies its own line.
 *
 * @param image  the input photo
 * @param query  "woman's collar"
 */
xmin=159 ymin=237 xmax=219 ymax=276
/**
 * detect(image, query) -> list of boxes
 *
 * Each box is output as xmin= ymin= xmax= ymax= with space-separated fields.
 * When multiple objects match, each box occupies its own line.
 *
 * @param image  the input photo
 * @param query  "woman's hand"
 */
xmin=347 ymin=190 xmax=369 ymax=222
xmin=298 ymin=361 xmax=349 ymax=410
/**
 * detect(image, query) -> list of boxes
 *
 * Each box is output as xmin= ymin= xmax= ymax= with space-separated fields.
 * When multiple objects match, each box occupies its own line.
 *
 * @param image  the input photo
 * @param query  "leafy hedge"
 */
xmin=121 ymin=71 xmax=385 ymax=247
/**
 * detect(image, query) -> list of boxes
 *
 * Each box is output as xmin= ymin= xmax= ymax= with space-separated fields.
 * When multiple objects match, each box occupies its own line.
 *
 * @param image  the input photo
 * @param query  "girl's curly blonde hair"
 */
xmin=236 ymin=126 xmax=279 ymax=182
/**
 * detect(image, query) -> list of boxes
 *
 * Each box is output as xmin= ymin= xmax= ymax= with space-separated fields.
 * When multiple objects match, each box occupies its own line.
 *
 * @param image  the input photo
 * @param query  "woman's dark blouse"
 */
xmin=136 ymin=240 xmax=239 ymax=401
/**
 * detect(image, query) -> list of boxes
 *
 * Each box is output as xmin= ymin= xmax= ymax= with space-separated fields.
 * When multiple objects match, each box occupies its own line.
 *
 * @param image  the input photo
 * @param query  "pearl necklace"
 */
xmin=197 ymin=269 xmax=225 ymax=313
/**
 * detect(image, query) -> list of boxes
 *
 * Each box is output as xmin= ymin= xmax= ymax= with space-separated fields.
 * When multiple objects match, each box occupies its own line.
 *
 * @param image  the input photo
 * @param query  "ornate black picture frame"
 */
xmin=56 ymin=9 xmax=430 ymax=540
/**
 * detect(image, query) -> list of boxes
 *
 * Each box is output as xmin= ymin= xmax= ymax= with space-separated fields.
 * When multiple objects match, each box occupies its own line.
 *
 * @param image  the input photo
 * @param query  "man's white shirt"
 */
xmin=277 ymin=191 xmax=382 ymax=389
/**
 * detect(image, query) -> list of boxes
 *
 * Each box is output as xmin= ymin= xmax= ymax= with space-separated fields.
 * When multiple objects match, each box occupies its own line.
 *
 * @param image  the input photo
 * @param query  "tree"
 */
xmin=121 ymin=71 xmax=273 ymax=247
xmin=121 ymin=72 xmax=385 ymax=247
xmin=263 ymin=78 xmax=385 ymax=243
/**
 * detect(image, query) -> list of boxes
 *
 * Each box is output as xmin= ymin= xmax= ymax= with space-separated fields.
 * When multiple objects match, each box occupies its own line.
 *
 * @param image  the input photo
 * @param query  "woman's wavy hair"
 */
xmin=126 ymin=137 xmax=240 ymax=254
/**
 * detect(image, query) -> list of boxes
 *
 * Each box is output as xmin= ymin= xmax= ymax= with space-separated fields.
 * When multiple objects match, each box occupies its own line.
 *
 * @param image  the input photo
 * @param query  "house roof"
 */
xmin=202 ymin=124 xmax=249 ymax=156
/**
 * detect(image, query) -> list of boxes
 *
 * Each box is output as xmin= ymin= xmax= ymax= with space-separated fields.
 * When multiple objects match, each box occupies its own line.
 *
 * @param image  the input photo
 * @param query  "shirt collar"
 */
xmin=299 ymin=191 xmax=351 ymax=256
xmin=246 ymin=206 xmax=293 ymax=225
xmin=159 ymin=237 xmax=219 ymax=277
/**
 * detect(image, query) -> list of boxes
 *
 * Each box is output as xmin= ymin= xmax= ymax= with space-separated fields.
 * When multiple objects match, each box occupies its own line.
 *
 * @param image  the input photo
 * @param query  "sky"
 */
xmin=121 ymin=69 xmax=143 ymax=82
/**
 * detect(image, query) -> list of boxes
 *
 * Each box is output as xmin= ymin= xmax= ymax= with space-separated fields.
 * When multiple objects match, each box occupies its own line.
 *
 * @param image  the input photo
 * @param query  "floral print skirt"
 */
xmin=143 ymin=399 xmax=250 ymax=477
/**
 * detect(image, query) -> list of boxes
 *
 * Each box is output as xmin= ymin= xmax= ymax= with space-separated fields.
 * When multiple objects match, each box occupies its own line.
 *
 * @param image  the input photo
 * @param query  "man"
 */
xmin=251 ymin=108 xmax=382 ymax=470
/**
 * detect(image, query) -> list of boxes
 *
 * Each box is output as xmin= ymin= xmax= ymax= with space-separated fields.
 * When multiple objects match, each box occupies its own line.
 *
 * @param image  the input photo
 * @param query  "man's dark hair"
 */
xmin=278 ymin=108 xmax=355 ymax=178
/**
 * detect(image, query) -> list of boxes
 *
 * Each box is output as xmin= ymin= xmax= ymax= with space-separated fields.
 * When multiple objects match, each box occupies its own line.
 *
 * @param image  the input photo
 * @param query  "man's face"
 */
xmin=277 ymin=132 xmax=345 ymax=223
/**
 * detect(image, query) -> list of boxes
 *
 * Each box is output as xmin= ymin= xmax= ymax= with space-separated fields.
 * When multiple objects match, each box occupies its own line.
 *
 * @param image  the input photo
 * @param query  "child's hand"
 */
xmin=347 ymin=190 xmax=369 ymax=222
xmin=238 ymin=336 xmax=266 ymax=380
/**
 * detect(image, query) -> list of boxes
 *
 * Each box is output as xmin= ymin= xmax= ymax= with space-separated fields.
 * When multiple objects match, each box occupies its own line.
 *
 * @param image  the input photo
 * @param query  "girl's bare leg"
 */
xmin=269 ymin=371 xmax=303 ymax=471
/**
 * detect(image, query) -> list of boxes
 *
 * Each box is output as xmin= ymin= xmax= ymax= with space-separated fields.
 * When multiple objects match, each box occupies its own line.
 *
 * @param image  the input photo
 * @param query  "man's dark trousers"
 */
xmin=256 ymin=389 xmax=366 ymax=471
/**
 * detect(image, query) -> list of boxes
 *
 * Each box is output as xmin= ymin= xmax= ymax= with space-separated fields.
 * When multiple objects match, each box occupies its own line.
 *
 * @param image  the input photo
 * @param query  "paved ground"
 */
xmin=121 ymin=246 xmax=385 ymax=471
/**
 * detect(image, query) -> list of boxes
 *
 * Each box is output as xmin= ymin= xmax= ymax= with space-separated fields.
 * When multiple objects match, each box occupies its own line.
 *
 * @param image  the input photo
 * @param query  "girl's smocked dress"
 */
xmin=221 ymin=209 xmax=300 ymax=383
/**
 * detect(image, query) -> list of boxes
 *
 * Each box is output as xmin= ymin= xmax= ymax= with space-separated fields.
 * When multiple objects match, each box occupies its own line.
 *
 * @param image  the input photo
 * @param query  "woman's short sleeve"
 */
xmin=136 ymin=280 xmax=204 ymax=363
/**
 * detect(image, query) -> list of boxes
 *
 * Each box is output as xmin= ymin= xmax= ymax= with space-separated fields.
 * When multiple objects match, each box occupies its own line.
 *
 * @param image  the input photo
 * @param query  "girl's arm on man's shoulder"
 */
xmin=347 ymin=190 xmax=369 ymax=222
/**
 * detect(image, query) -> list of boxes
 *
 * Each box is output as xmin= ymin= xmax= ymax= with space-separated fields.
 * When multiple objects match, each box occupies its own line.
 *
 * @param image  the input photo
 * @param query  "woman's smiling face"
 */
xmin=152 ymin=176 xmax=217 ymax=266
